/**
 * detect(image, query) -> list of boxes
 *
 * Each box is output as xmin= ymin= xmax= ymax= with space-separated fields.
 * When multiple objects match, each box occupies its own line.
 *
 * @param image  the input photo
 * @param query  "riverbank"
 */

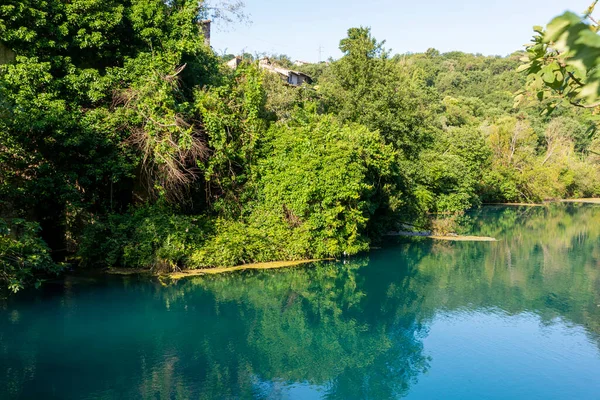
xmin=106 ymin=259 xmax=333 ymax=281
xmin=104 ymin=200 xmax=600 ymax=281
xmin=560 ymin=198 xmax=600 ymax=204
xmin=485 ymin=198 xmax=600 ymax=206
xmin=483 ymin=202 xmax=545 ymax=206
xmin=167 ymin=259 xmax=332 ymax=280
xmin=386 ymin=231 xmax=497 ymax=241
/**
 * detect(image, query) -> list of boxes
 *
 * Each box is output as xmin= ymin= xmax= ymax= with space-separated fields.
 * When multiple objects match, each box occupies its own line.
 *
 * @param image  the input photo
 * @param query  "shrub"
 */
xmin=190 ymin=112 xmax=404 ymax=267
xmin=79 ymin=204 xmax=210 ymax=271
xmin=0 ymin=218 xmax=62 ymax=293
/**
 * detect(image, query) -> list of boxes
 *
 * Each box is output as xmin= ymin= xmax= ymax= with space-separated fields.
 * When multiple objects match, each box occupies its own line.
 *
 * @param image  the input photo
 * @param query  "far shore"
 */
xmin=387 ymin=231 xmax=497 ymax=242
xmin=485 ymin=198 xmax=600 ymax=206
xmin=560 ymin=198 xmax=600 ymax=204
xmin=483 ymin=202 xmax=545 ymax=206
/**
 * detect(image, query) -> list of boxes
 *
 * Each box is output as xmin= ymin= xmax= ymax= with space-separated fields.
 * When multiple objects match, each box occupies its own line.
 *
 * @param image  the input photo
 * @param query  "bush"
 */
xmin=0 ymin=218 xmax=62 ymax=293
xmin=190 ymin=112 xmax=404 ymax=267
xmin=79 ymin=204 xmax=210 ymax=271
xmin=416 ymin=126 xmax=490 ymax=213
xmin=81 ymin=111 xmax=406 ymax=271
xmin=190 ymin=218 xmax=301 ymax=267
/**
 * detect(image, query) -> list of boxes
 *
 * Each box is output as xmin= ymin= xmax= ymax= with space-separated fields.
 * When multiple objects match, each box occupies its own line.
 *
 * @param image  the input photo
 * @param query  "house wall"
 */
xmin=200 ymin=20 xmax=211 ymax=46
xmin=289 ymin=73 xmax=310 ymax=86
xmin=289 ymin=74 xmax=300 ymax=85
xmin=0 ymin=43 xmax=15 ymax=65
xmin=226 ymin=57 xmax=241 ymax=69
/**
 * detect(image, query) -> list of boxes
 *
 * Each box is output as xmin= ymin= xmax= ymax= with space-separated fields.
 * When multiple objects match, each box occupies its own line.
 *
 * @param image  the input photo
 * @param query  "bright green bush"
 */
xmin=190 ymin=218 xmax=298 ymax=267
xmin=415 ymin=126 xmax=491 ymax=213
xmin=191 ymin=112 xmax=404 ymax=267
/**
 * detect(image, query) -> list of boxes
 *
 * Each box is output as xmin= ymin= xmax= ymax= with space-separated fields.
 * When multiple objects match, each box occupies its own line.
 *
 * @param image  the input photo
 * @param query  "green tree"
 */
xmin=0 ymin=218 xmax=62 ymax=293
xmin=0 ymin=0 xmax=223 ymax=290
xmin=191 ymin=111 xmax=404 ymax=266
xmin=319 ymin=27 xmax=433 ymax=155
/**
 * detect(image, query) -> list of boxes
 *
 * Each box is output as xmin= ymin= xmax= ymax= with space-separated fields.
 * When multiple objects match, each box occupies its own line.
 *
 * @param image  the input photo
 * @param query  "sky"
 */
xmin=210 ymin=0 xmax=593 ymax=62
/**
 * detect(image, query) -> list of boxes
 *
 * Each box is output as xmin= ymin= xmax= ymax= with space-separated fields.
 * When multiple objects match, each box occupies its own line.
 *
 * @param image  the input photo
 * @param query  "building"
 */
xmin=199 ymin=20 xmax=211 ymax=46
xmin=258 ymin=58 xmax=312 ymax=86
xmin=0 ymin=43 xmax=15 ymax=65
xmin=226 ymin=56 xmax=242 ymax=69
xmin=286 ymin=69 xmax=312 ymax=86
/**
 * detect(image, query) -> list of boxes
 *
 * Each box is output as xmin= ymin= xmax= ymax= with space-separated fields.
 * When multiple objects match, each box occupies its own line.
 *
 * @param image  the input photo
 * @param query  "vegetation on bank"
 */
xmin=1 ymin=1 xmax=600 ymax=291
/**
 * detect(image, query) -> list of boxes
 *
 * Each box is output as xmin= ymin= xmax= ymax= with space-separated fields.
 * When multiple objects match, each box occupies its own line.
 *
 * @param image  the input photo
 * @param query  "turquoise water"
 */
xmin=2 ymin=204 xmax=600 ymax=399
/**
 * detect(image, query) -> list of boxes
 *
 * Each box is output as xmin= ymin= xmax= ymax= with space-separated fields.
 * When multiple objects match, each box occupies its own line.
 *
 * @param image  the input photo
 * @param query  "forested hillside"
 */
xmin=2 ymin=1 xmax=599 ymax=292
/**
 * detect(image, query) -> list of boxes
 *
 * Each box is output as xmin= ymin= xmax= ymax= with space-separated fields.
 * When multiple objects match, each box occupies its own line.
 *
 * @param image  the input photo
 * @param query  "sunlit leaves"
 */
xmin=521 ymin=4 xmax=600 ymax=111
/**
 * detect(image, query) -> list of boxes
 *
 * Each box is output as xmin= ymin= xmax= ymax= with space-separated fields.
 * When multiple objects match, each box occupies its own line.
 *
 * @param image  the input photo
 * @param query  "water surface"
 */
xmin=2 ymin=205 xmax=600 ymax=399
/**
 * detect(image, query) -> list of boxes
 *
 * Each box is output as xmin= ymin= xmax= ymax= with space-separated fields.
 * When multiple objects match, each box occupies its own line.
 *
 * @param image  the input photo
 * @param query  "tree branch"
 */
xmin=567 ymin=71 xmax=585 ymax=87
xmin=570 ymin=100 xmax=600 ymax=108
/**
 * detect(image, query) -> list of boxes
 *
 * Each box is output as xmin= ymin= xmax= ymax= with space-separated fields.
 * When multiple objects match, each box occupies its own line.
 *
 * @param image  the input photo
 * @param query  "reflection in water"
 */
xmin=1 ymin=204 xmax=600 ymax=399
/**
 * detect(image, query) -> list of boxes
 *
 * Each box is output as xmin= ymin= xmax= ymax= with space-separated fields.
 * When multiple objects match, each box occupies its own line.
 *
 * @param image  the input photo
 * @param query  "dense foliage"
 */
xmin=1 ymin=1 xmax=599 ymax=291
xmin=0 ymin=218 xmax=62 ymax=293
xmin=191 ymin=112 xmax=403 ymax=267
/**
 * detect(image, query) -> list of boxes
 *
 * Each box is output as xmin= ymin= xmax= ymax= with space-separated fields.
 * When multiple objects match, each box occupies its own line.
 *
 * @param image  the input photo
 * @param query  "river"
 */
xmin=2 ymin=204 xmax=600 ymax=399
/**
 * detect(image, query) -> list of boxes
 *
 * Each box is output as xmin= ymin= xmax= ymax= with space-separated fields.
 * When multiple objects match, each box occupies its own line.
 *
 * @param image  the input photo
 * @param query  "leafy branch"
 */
xmin=519 ymin=1 xmax=600 ymax=112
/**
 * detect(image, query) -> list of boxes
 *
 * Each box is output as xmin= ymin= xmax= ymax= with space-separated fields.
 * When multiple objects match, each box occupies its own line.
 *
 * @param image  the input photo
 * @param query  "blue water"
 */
xmin=2 ymin=205 xmax=600 ymax=399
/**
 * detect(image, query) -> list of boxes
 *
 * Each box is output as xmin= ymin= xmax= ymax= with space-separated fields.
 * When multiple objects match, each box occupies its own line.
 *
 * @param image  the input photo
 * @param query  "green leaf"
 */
xmin=537 ymin=90 xmax=545 ymax=101
xmin=541 ymin=65 xmax=556 ymax=83
xmin=576 ymin=29 xmax=600 ymax=49
xmin=541 ymin=102 xmax=557 ymax=115
xmin=579 ymin=77 xmax=600 ymax=101
xmin=544 ymin=13 xmax=580 ymax=42
xmin=513 ymin=93 xmax=524 ymax=107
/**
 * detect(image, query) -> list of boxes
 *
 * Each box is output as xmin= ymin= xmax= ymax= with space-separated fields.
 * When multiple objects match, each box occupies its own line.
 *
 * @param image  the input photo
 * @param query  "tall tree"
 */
xmin=319 ymin=27 xmax=432 ymax=156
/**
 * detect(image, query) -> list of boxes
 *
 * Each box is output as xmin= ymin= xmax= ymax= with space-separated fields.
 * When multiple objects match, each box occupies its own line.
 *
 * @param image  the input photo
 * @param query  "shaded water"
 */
xmin=2 ymin=205 xmax=600 ymax=399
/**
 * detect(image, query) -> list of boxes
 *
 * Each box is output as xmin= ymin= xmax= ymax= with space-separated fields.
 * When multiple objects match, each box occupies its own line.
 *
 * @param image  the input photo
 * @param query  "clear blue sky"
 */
xmin=210 ymin=0 xmax=592 ymax=62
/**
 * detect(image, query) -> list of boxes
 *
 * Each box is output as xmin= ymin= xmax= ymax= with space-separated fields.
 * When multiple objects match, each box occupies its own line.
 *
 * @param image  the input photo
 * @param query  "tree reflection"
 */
xmin=1 ymin=204 xmax=600 ymax=399
xmin=164 ymin=259 xmax=431 ymax=399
